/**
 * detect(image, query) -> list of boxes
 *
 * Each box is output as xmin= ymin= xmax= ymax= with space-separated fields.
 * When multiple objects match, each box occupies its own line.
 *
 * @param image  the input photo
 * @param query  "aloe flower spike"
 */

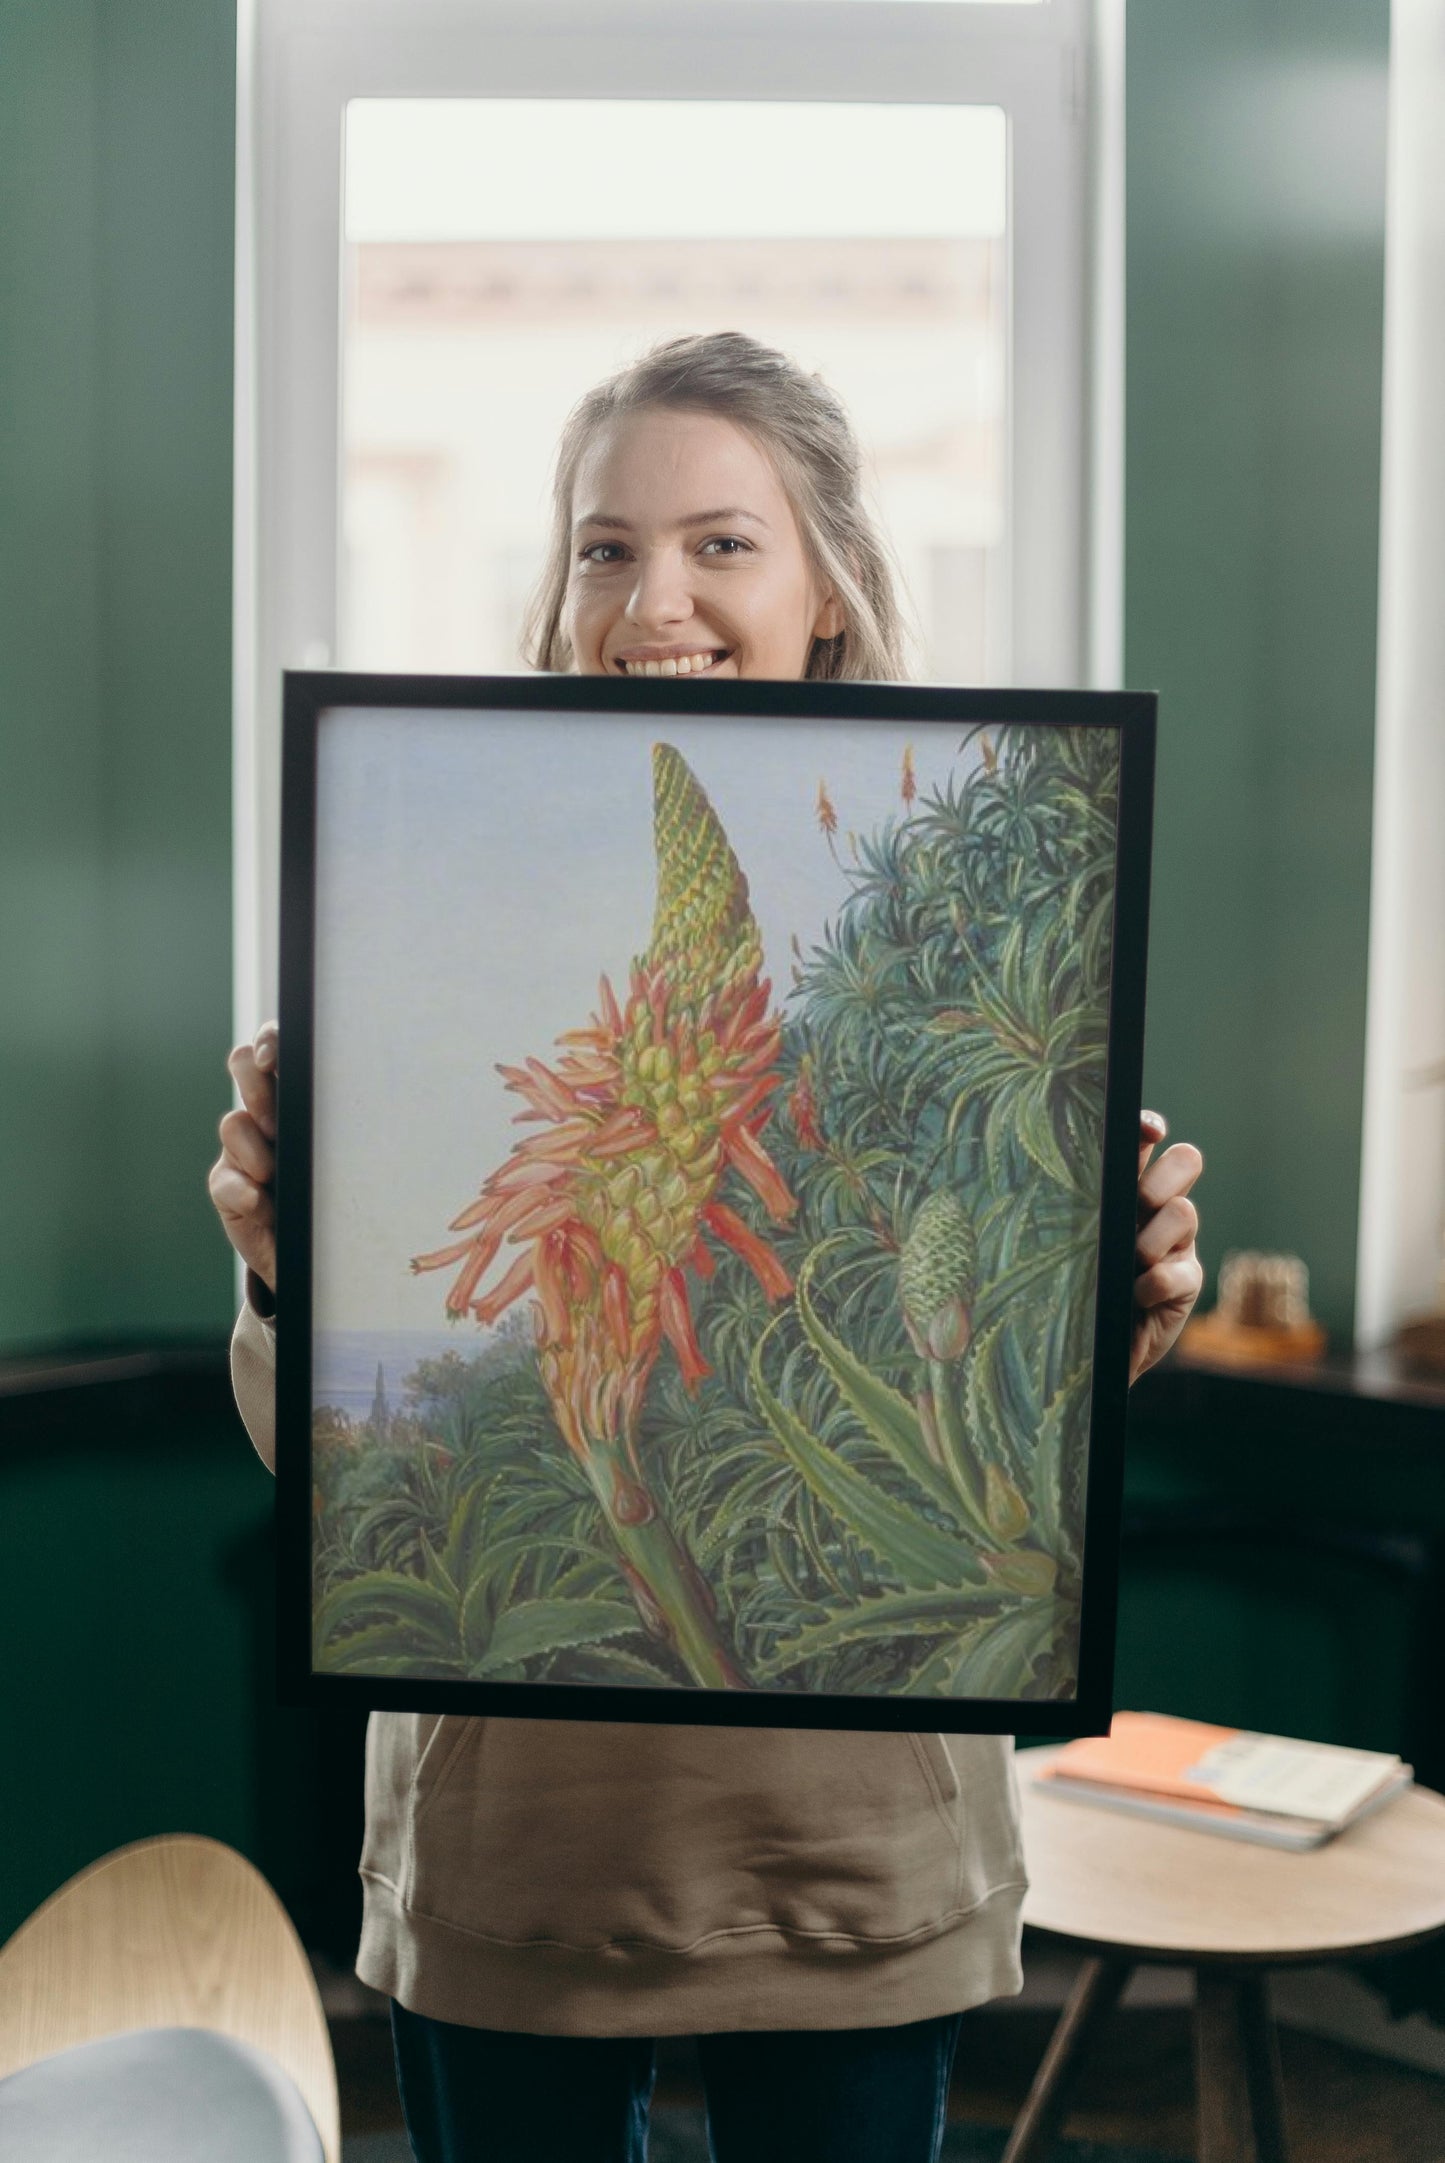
xmin=413 ymin=744 xmax=797 ymax=1689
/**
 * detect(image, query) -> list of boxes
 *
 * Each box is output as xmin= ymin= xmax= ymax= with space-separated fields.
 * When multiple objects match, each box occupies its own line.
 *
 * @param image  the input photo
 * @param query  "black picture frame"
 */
xmin=277 ymin=672 xmax=1155 ymax=1735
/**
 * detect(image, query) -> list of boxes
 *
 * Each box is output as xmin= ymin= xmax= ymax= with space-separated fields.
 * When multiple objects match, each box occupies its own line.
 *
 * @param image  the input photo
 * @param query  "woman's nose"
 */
xmin=626 ymin=548 xmax=693 ymax=630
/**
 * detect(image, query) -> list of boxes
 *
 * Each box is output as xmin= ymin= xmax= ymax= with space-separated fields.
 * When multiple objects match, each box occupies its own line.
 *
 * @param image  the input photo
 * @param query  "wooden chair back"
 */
xmin=0 ymin=1833 xmax=340 ymax=2163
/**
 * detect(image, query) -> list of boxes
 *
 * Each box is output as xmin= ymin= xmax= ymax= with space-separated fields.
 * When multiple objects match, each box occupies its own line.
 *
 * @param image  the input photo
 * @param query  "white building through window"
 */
xmin=340 ymin=100 xmax=1009 ymax=686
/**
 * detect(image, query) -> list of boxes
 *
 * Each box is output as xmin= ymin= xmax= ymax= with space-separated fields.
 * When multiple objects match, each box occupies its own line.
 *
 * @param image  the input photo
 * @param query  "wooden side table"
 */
xmin=1007 ymin=1747 xmax=1445 ymax=2163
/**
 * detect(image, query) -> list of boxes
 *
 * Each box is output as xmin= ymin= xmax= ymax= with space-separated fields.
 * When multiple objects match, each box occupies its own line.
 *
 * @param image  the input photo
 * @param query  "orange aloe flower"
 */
xmin=901 ymin=743 xmax=917 ymax=807
xmin=411 ymin=745 xmax=796 ymax=1687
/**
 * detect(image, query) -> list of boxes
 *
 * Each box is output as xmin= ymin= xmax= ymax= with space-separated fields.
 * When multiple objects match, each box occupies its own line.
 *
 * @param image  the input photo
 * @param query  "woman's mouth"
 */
xmin=616 ymin=649 xmax=732 ymax=678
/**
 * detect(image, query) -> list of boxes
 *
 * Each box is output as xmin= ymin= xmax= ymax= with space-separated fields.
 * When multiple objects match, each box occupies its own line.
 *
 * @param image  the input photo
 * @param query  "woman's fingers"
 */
xmin=1135 ymin=1190 xmax=1199 ymax=1271
xmin=1138 ymin=1140 xmax=1203 ymax=1219
xmin=1137 ymin=1109 xmax=1168 ymax=1178
xmin=1129 ymin=1124 xmax=1204 ymax=1381
xmin=208 ymin=1157 xmax=268 ymax=1224
xmin=207 ymin=1156 xmax=277 ymax=1289
xmin=1134 ymin=1251 xmax=1204 ymax=1314
xmin=217 ymin=1106 xmax=274 ymax=1187
xmin=227 ymin=1021 xmax=279 ymax=1138
xmin=213 ymin=1021 xmax=280 ymax=1294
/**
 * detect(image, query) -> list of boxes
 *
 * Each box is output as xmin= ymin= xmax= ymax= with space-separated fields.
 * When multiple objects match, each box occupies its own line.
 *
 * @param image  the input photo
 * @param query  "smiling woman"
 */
xmin=525 ymin=331 xmax=909 ymax=683
xmin=214 ymin=316 xmax=1198 ymax=2163
xmin=568 ymin=411 xmax=840 ymax=682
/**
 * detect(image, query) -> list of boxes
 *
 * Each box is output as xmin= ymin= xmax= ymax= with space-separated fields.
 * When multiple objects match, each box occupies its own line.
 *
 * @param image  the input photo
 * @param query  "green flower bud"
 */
xmin=984 ymin=1463 xmax=1031 ymax=1543
xmin=900 ymin=1190 xmax=978 ymax=1361
xmin=982 ymin=1550 xmax=1057 ymax=1597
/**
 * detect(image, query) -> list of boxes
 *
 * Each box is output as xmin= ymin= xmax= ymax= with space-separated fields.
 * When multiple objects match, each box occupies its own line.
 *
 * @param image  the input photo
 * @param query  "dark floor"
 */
xmin=332 ymin=2000 xmax=1445 ymax=2162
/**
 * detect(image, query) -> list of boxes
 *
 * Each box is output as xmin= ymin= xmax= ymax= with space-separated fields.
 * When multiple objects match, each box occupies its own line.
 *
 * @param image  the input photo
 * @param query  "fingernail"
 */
xmin=1141 ymin=1110 xmax=1167 ymax=1137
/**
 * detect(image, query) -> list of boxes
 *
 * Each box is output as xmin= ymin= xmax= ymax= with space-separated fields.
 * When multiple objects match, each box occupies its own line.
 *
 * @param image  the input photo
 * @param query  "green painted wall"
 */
xmin=0 ymin=0 xmax=236 ymax=1353
xmin=0 ymin=2 xmax=261 ymax=1943
xmin=1 ymin=1401 xmax=271 ymax=1944
xmin=0 ymin=1387 xmax=369 ymax=1957
xmin=1128 ymin=0 xmax=1390 ymax=1340
xmin=1118 ymin=1410 xmax=1439 ymax=1761
xmin=1 ymin=3 xmax=108 ymax=1345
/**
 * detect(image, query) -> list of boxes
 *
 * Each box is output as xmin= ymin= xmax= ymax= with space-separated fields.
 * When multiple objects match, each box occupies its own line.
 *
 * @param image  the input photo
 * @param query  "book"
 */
xmin=1034 ymin=1762 xmax=1413 ymax=1850
xmin=1030 ymin=1712 xmax=1412 ymax=1850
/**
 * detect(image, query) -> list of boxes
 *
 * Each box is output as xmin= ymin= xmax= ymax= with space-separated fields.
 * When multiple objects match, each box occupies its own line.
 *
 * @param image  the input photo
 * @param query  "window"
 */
xmin=236 ymin=0 xmax=1118 ymax=1022
xmin=1355 ymin=4 xmax=1445 ymax=1348
xmin=340 ymin=99 xmax=1008 ymax=681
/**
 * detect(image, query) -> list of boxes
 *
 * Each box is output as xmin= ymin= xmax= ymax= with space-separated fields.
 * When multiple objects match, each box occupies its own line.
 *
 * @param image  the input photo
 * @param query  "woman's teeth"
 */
xmin=621 ymin=651 xmax=726 ymax=677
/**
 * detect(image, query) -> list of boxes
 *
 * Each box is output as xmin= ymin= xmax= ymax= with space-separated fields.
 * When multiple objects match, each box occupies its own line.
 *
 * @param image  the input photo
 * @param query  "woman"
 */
xmin=211 ymin=333 xmax=1204 ymax=2163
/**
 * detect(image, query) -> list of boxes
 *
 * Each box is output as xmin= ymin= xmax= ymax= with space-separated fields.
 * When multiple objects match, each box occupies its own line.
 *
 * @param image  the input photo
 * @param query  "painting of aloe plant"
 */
xmin=293 ymin=683 xmax=1147 ymax=1721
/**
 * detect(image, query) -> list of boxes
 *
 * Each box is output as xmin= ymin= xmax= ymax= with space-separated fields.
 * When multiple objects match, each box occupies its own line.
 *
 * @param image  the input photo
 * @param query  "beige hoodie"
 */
xmin=233 ymin=1294 xmax=1027 ymax=2035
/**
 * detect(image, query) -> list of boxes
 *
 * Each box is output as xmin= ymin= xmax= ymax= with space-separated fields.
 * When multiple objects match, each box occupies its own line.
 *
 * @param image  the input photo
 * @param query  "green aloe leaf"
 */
xmin=960 ymin=1323 xmax=1018 ymax=1483
xmin=418 ymin=1533 xmax=460 ymax=1603
xmin=754 ymin=1586 xmax=1011 ymax=1681
xmin=794 ymin=1253 xmax=961 ymax=1518
xmin=1015 ymin=1075 xmax=1077 ymax=1193
xmin=902 ymin=1614 xmax=1009 ymax=1696
xmin=468 ymin=1597 xmax=642 ymax=1678
xmin=440 ymin=1479 xmax=496 ymax=1588
xmin=953 ymin=1597 xmax=1064 ymax=1698
xmin=458 ymin=1539 xmax=611 ymax=1666
xmin=1033 ymin=1363 xmax=1090 ymax=1576
xmin=460 ymin=1562 xmax=500 ymax=1670
xmin=749 ymin=1331 xmax=987 ymax=1593
xmin=973 ymin=1233 xmax=1096 ymax=1333
xmin=560 ymin=1643 xmax=684 ymax=1686
xmin=314 ymin=1569 xmax=460 ymax=1654
xmin=317 ymin=1621 xmax=458 ymax=1675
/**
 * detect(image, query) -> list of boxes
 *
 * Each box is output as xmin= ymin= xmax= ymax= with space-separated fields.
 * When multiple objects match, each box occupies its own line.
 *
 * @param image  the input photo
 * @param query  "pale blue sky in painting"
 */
xmin=311 ymin=704 xmax=984 ymax=1334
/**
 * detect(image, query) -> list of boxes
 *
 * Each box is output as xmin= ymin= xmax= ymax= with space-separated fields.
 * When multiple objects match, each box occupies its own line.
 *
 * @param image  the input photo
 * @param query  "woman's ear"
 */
xmin=812 ymin=592 xmax=846 ymax=641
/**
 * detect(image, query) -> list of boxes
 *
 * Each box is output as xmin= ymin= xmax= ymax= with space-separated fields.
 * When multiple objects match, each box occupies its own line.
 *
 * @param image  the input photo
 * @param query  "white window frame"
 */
xmin=1355 ymin=1 xmax=1445 ymax=1351
xmin=234 ymin=0 xmax=1122 ymax=1029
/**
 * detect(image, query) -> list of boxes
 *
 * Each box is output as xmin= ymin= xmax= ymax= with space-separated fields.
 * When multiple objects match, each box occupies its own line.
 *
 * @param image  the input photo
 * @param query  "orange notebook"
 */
xmin=1041 ymin=1711 xmax=1403 ymax=1826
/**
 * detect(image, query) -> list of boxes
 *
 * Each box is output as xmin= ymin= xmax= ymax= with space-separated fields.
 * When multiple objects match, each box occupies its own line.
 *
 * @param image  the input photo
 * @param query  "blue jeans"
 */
xmin=390 ymin=2000 xmax=965 ymax=2163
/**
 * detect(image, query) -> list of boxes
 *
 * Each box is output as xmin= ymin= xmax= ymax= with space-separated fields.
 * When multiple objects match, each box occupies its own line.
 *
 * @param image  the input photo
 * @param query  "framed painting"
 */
xmin=276 ymin=674 xmax=1154 ymax=1734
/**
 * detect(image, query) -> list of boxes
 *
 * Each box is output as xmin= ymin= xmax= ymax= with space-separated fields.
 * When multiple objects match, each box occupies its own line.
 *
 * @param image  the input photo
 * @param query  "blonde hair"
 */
xmin=522 ymin=331 xmax=912 ymax=682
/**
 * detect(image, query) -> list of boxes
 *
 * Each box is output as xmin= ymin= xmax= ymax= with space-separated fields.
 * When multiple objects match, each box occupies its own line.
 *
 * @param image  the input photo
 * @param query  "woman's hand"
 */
xmin=1131 ymin=1111 xmax=1203 ymax=1383
xmin=208 ymin=1021 xmax=279 ymax=1298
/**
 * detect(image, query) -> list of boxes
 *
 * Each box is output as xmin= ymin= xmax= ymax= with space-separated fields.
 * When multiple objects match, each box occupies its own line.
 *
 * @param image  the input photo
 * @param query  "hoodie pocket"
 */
xmin=400 ymin=1719 xmax=979 ymax=1952
xmin=412 ymin=1716 xmax=479 ymax=1823
xmin=359 ymin=1711 xmax=471 ymax=1894
xmin=402 ymin=1714 xmax=485 ymax=1895
xmin=908 ymin=1732 xmax=963 ymax=1836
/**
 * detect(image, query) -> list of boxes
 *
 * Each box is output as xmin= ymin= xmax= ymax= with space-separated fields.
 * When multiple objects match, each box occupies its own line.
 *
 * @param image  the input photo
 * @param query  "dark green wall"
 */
xmin=0 ymin=1382 xmax=368 ymax=1956
xmin=1 ymin=1394 xmax=270 ymax=1943
xmin=0 ymin=1 xmax=260 ymax=1943
xmin=0 ymin=0 xmax=236 ymax=1353
xmin=1128 ymin=0 xmax=1390 ymax=1340
xmin=2 ymin=3 xmax=107 ymax=1346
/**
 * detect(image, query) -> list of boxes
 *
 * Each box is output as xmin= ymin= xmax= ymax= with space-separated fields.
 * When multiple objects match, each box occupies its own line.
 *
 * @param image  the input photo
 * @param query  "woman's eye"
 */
xmin=700 ymin=536 xmax=751 ymax=558
xmin=579 ymin=541 xmax=627 ymax=565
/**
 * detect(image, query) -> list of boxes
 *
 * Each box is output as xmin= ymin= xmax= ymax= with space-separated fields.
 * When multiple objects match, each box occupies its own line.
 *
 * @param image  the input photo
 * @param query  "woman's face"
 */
xmin=563 ymin=407 xmax=842 ymax=680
